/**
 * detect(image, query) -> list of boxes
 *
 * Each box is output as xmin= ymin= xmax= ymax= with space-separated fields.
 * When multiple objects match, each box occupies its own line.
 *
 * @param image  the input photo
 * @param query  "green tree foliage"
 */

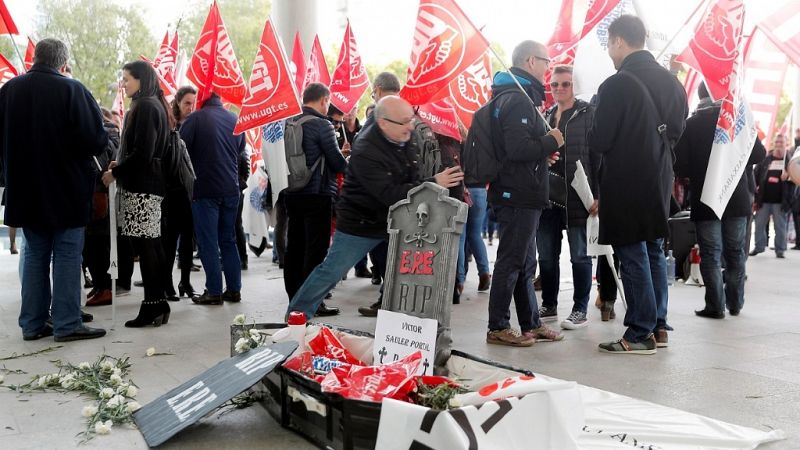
xmin=35 ymin=0 xmax=157 ymax=105
xmin=775 ymin=92 xmax=792 ymax=137
xmin=178 ymin=0 xmax=271 ymax=83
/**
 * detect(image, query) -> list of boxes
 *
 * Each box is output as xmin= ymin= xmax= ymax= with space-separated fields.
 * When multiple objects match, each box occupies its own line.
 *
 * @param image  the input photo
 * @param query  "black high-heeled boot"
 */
xmin=178 ymin=281 xmax=196 ymax=298
xmin=125 ymin=300 xmax=170 ymax=328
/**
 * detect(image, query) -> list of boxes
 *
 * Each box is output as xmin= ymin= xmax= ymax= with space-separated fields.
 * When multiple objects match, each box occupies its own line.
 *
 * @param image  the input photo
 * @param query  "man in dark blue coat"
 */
xmin=282 ymin=83 xmax=347 ymax=316
xmin=181 ymin=93 xmax=245 ymax=304
xmin=590 ymin=16 xmax=688 ymax=354
xmin=0 ymin=39 xmax=109 ymax=342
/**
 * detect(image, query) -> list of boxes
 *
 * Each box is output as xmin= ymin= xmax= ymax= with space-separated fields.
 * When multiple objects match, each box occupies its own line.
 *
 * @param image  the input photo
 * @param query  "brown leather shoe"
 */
xmin=478 ymin=273 xmax=492 ymax=291
xmin=85 ymin=289 xmax=112 ymax=307
xmin=600 ymin=301 xmax=616 ymax=321
xmin=654 ymin=328 xmax=668 ymax=348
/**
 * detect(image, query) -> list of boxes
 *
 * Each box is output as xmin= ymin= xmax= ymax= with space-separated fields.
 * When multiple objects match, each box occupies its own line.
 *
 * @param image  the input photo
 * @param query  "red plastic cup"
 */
xmin=287 ymin=311 xmax=306 ymax=326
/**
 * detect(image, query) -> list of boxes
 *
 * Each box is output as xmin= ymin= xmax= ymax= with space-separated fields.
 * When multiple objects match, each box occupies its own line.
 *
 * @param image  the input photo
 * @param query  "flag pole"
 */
xmin=0 ymin=27 xmax=25 ymax=72
xmin=654 ymin=0 xmax=711 ymax=61
xmin=486 ymin=44 xmax=553 ymax=131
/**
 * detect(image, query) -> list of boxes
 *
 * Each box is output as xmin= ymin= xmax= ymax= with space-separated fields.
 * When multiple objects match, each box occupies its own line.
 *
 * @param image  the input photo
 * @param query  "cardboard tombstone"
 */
xmin=382 ymin=182 xmax=467 ymax=374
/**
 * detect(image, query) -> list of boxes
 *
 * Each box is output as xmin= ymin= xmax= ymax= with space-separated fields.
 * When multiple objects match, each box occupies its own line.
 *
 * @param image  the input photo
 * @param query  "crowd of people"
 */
xmin=1 ymin=15 xmax=798 ymax=355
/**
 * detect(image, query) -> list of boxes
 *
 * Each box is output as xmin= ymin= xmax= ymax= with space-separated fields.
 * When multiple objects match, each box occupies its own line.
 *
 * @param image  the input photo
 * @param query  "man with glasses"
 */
xmin=286 ymin=96 xmax=463 ymax=320
xmin=485 ymin=40 xmax=566 ymax=347
xmin=537 ymin=64 xmax=599 ymax=330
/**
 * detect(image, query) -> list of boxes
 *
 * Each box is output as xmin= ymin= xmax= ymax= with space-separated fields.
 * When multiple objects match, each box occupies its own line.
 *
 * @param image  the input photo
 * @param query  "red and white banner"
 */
xmin=330 ymin=20 xmax=369 ymax=113
xmin=303 ymin=35 xmax=330 ymax=90
xmin=400 ymin=0 xmax=490 ymax=106
xmin=743 ymin=28 xmax=789 ymax=145
xmin=23 ymin=37 xmax=34 ymax=71
xmin=676 ymin=0 xmax=745 ymax=102
xmin=234 ymin=19 xmax=302 ymax=135
xmin=113 ymin=79 xmax=125 ymax=126
xmin=0 ymin=0 xmax=18 ymax=35
xmin=447 ymin=53 xmax=491 ymax=129
xmin=683 ymin=66 xmax=703 ymax=110
xmin=290 ymin=32 xmax=306 ymax=97
xmin=756 ymin=0 xmax=800 ymax=67
xmin=245 ymin=126 xmax=263 ymax=174
xmin=140 ymin=55 xmax=177 ymax=104
xmin=152 ymin=31 xmax=179 ymax=92
xmin=187 ymin=0 xmax=247 ymax=108
xmin=417 ymin=100 xmax=461 ymax=141
xmin=0 ymin=52 xmax=18 ymax=88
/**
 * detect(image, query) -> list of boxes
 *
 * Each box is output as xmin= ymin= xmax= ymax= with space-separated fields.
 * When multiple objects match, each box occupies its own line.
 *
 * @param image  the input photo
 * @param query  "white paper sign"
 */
xmin=570 ymin=161 xmax=613 ymax=257
xmin=374 ymin=310 xmax=437 ymax=375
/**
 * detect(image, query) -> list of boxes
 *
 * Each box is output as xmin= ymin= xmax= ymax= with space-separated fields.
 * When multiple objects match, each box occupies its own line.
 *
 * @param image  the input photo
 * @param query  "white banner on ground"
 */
xmin=701 ymin=96 xmax=758 ymax=218
xmin=261 ymin=121 xmax=290 ymax=207
xmin=376 ymin=380 xmax=583 ymax=450
xmin=242 ymin=164 xmax=270 ymax=247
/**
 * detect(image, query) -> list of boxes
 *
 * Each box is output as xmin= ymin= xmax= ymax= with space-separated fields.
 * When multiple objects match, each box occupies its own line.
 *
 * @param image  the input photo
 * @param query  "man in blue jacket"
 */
xmin=181 ymin=93 xmax=245 ymax=305
xmin=1 ymin=39 xmax=109 ymax=342
xmin=283 ymin=83 xmax=347 ymax=316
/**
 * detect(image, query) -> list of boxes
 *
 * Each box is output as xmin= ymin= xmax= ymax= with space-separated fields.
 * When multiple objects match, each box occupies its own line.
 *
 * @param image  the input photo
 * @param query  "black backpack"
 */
xmin=462 ymin=92 xmax=511 ymax=185
xmin=410 ymin=119 xmax=442 ymax=179
xmin=162 ymin=130 xmax=196 ymax=200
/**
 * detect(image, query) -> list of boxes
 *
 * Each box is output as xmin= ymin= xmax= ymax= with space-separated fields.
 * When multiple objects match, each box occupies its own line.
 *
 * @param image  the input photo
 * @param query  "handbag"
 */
xmin=91 ymin=192 xmax=109 ymax=221
xmin=548 ymin=170 xmax=568 ymax=209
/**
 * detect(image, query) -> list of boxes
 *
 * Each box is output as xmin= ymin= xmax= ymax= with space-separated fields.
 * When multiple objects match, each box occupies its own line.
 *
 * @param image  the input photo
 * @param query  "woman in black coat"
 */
xmin=102 ymin=60 xmax=174 ymax=328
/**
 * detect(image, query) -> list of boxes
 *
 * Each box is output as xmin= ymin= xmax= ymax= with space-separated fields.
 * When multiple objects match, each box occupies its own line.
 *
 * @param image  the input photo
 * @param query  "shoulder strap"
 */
xmin=620 ymin=70 xmax=673 ymax=161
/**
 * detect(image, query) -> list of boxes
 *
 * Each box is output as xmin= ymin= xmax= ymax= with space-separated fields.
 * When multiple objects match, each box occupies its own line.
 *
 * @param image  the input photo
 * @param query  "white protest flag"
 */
xmin=242 ymin=164 xmax=270 ymax=248
xmin=261 ymin=121 xmax=290 ymax=207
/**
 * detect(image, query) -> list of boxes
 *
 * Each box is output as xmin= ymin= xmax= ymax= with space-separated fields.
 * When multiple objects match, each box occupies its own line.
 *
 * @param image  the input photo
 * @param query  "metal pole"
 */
xmin=486 ymin=45 xmax=552 ymax=131
xmin=655 ymin=0 xmax=710 ymax=61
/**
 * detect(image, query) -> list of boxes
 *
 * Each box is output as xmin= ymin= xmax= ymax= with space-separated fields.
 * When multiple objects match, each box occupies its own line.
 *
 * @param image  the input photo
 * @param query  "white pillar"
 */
xmin=793 ymin=67 xmax=800 ymax=135
xmin=272 ymin=0 xmax=319 ymax=58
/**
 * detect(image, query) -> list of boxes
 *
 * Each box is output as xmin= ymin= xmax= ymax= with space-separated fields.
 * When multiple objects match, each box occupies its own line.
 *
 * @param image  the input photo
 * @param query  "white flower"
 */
xmin=110 ymin=374 xmax=123 ymax=386
xmin=126 ymin=401 xmax=141 ymax=413
xmin=248 ymin=328 xmax=263 ymax=339
xmin=145 ymin=347 xmax=156 ymax=357
xmin=233 ymin=314 xmax=246 ymax=325
xmin=78 ymin=362 xmax=91 ymax=370
xmin=112 ymin=368 xmax=122 ymax=377
xmin=60 ymin=374 xmax=76 ymax=389
xmin=82 ymin=405 xmax=98 ymax=418
xmin=100 ymin=360 xmax=114 ymax=372
xmin=94 ymin=420 xmax=112 ymax=435
xmin=234 ymin=338 xmax=251 ymax=354
xmin=106 ymin=395 xmax=125 ymax=408
xmin=100 ymin=387 xmax=115 ymax=399
xmin=126 ymin=385 xmax=138 ymax=398
xmin=37 ymin=376 xmax=47 ymax=387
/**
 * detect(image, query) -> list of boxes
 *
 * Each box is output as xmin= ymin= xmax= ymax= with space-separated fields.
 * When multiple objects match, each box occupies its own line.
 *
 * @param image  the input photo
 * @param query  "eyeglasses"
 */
xmin=532 ymin=55 xmax=551 ymax=65
xmin=381 ymin=116 xmax=416 ymax=126
xmin=549 ymin=81 xmax=572 ymax=89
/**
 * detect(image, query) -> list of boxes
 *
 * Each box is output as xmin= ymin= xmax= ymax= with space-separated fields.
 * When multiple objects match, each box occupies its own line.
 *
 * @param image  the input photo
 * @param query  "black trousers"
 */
xmin=596 ymin=254 xmax=620 ymax=302
xmin=273 ymin=192 xmax=288 ymax=265
xmin=283 ymin=194 xmax=333 ymax=299
xmin=117 ymin=233 xmax=134 ymax=290
xmin=84 ymin=232 xmax=111 ymax=291
xmin=235 ymin=192 xmax=247 ymax=264
xmin=129 ymin=236 xmax=166 ymax=301
xmin=162 ymin=191 xmax=194 ymax=295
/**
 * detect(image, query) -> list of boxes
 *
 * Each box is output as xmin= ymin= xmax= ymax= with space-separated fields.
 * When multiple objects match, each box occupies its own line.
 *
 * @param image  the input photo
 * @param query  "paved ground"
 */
xmin=0 ymin=231 xmax=798 ymax=449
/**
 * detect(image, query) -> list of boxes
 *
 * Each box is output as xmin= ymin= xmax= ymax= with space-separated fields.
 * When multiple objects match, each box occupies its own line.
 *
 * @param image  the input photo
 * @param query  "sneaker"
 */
xmin=598 ymin=335 xmax=656 ymax=355
xmin=538 ymin=306 xmax=558 ymax=321
xmin=486 ymin=328 xmax=534 ymax=347
xmin=523 ymin=325 xmax=563 ymax=342
xmin=561 ymin=310 xmax=588 ymax=330
xmin=654 ymin=328 xmax=668 ymax=348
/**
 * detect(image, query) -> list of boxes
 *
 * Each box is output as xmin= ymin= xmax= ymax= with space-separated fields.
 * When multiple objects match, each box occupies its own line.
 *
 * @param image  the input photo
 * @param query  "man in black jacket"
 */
xmin=1 ymin=39 xmax=109 ymax=342
xmin=751 ymin=134 xmax=795 ymax=258
xmin=283 ymin=83 xmax=348 ymax=316
xmin=590 ymin=16 xmax=688 ymax=354
xmin=486 ymin=40 xmax=565 ymax=347
xmin=675 ymin=83 xmax=766 ymax=319
xmin=537 ymin=64 xmax=599 ymax=330
xmin=286 ymin=96 xmax=463 ymax=320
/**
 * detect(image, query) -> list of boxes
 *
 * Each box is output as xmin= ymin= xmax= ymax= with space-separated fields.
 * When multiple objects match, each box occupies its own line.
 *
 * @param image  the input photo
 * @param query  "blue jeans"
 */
xmin=192 ymin=195 xmax=242 ymax=295
xmin=488 ymin=206 xmax=542 ymax=331
xmin=754 ymin=203 xmax=788 ymax=253
xmin=536 ymin=209 xmax=592 ymax=313
xmin=457 ymin=187 xmax=490 ymax=283
xmin=287 ymin=231 xmax=385 ymax=320
xmin=19 ymin=227 xmax=84 ymax=337
xmin=613 ymin=239 xmax=668 ymax=343
xmin=695 ymin=217 xmax=747 ymax=313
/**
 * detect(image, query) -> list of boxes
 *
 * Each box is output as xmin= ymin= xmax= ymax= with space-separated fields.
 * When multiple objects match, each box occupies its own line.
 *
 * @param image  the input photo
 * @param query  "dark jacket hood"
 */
xmin=492 ymin=67 xmax=545 ymax=104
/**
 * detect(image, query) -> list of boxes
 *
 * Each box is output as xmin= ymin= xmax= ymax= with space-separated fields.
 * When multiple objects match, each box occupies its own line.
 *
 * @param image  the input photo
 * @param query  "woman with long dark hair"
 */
xmin=162 ymin=86 xmax=198 ymax=301
xmin=102 ymin=60 xmax=174 ymax=327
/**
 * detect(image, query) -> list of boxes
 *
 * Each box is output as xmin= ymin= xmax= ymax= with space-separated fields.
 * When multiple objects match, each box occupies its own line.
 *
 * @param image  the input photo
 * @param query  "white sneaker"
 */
xmin=561 ymin=310 xmax=588 ymax=330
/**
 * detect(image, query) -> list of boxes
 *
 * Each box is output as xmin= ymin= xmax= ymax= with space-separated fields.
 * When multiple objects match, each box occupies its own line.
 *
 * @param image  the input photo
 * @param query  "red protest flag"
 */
xmin=417 ymin=100 xmax=461 ymax=141
xmin=676 ymin=0 xmax=745 ymax=101
xmin=234 ymin=19 xmax=302 ymax=135
xmin=291 ymin=32 xmax=306 ymax=95
xmin=0 ymin=51 xmax=18 ymax=88
xmin=187 ymin=0 xmax=247 ymax=107
xmin=0 ymin=0 xmax=19 ymax=35
xmin=152 ymin=31 xmax=179 ymax=92
xmin=757 ymin=1 xmax=800 ymax=67
xmin=400 ymin=0 xmax=490 ymax=105
xmin=140 ymin=55 xmax=177 ymax=103
xmin=330 ymin=20 xmax=369 ymax=113
xmin=447 ymin=52 xmax=491 ymax=129
xmin=24 ymin=37 xmax=34 ymax=71
xmin=303 ymin=35 xmax=331 ymax=90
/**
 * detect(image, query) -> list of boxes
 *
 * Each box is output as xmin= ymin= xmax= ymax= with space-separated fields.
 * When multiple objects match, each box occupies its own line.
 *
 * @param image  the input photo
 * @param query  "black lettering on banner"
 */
xmin=480 ymin=399 xmax=513 ymax=433
xmin=409 ymin=409 xmax=441 ymax=450
xmin=449 ymin=409 xmax=478 ymax=450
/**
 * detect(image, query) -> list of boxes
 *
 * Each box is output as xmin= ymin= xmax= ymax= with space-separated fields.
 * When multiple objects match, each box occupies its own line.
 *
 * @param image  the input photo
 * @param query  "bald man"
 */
xmin=286 ymin=96 xmax=463 ymax=319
